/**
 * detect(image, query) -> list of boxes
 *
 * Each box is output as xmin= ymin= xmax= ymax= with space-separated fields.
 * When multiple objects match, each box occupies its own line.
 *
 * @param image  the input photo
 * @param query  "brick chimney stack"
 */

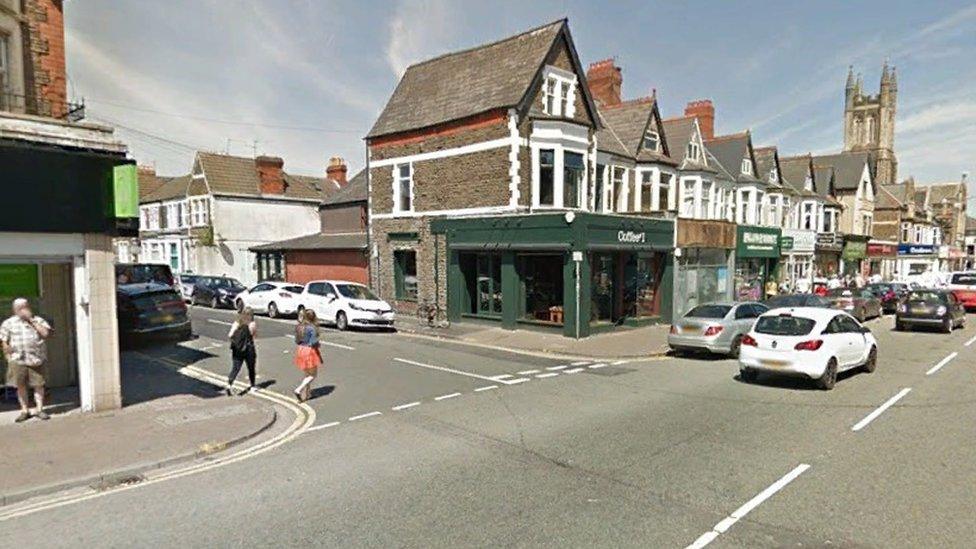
xmin=586 ymin=59 xmax=622 ymax=108
xmin=255 ymin=156 xmax=286 ymax=194
xmin=685 ymin=100 xmax=715 ymax=140
xmin=24 ymin=0 xmax=67 ymax=118
xmin=326 ymin=156 xmax=348 ymax=186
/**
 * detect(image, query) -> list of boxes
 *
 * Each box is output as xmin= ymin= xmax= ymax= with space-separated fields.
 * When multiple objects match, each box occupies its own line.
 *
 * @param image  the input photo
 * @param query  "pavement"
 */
xmin=2 ymin=305 xmax=975 ymax=547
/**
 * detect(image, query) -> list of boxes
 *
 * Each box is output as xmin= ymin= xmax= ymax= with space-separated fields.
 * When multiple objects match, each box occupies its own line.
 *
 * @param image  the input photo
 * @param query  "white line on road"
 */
xmin=392 ymin=402 xmax=421 ymax=411
xmin=349 ymin=411 xmax=382 ymax=421
xmin=926 ymin=352 xmax=958 ymax=376
xmin=563 ymin=367 xmax=585 ymax=374
xmin=588 ymin=363 xmax=608 ymax=369
xmin=517 ymin=369 xmax=541 ymax=375
xmin=852 ymin=388 xmax=912 ymax=432
xmin=965 ymin=335 xmax=976 ymax=347
xmin=474 ymin=385 xmax=498 ymax=392
xmin=306 ymin=421 xmax=341 ymax=432
xmin=434 ymin=392 xmax=461 ymax=401
xmin=686 ymin=463 xmax=811 ymax=549
xmin=546 ymin=365 xmax=568 ymax=371
xmin=490 ymin=374 xmax=514 ymax=380
xmin=506 ymin=378 xmax=530 ymax=384
xmin=570 ymin=361 xmax=590 ymax=366
xmin=393 ymin=357 xmax=517 ymax=385
xmin=206 ymin=319 xmax=232 ymax=326
xmin=611 ymin=360 xmax=627 ymax=365
xmin=279 ymin=335 xmax=355 ymax=351
xmin=535 ymin=372 xmax=559 ymax=378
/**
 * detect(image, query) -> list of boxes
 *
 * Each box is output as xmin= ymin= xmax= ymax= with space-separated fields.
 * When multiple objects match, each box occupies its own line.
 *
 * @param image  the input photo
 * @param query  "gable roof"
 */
xmin=321 ymin=169 xmax=367 ymax=206
xmin=778 ymin=155 xmax=815 ymax=196
xmin=705 ymin=132 xmax=763 ymax=185
xmin=249 ymin=231 xmax=367 ymax=252
xmin=595 ymin=98 xmax=675 ymax=164
xmin=661 ymin=116 xmax=714 ymax=172
xmin=812 ymin=151 xmax=871 ymax=191
xmin=367 ymin=19 xmax=597 ymax=139
xmin=141 ymin=175 xmax=191 ymax=204
xmin=197 ymin=152 xmax=338 ymax=202
xmin=927 ymin=182 xmax=964 ymax=204
xmin=876 ymin=184 xmax=905 ymax=209
xmin=753 ymin=146 xmax=779 ymax=186
xmin=138 ymin=170 xmax=169 ymax=200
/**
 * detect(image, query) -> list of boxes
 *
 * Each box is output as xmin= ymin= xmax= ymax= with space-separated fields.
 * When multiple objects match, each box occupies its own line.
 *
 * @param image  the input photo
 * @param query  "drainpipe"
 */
xmin=575 ymin=259 xmax=581 ymax=339
xmin=434 ymin=232 xmax=440 ymax=320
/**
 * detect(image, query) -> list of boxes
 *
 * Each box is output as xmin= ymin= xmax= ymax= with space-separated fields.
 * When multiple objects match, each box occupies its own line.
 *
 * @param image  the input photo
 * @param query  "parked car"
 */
xmin=668 ymin=302 xmax=768 ymax=358
xmin=895 ymin=289 xmax=966 ymax=333
xmin=191 ymin=276 xmax=246 ymax=309
xmin=738 ymin=307 xmax=877 ymax=390
xmin=764 ymin=293 xmax=832 ymax=309
xmin=235 ymin=281 xmax=305 ymax=318
xmin=298 ymin=280 xmax=395 ymax=330
xmin=825 ymin=288 xmax=882 ymax=322
xmin=115 ymin=263 xmax=176 ymax=289
xmin=117 ymin=282 xmax=192 ymax=344
xmin=947 ymin=271 xmax=976 ymax=311
xmin=176 ymin=273 xmax=200 ymax=302
xmin=864 ymin=283 xmax=901 ymax=314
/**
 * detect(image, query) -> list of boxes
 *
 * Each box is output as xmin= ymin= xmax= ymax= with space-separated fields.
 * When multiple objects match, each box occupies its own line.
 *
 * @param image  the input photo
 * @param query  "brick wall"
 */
xmin=370 ymin=217 xmax=447 ymax=317
xmin=22 ymin=0 xmax=66 ymax=118
xmin=872 ymin=209 xmax=901 ymax=241
xmin=286 ymin=250 xmax=368 ymax=285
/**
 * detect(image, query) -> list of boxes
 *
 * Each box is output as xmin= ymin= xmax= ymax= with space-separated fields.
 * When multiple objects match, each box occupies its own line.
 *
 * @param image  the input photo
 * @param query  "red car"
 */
xmin=948 ymin=271 xmax=976 ymax=310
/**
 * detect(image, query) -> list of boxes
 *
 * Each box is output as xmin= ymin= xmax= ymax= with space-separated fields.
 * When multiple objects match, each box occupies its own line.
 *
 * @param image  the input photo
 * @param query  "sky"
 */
xmin=65 ymin=0 xmax=976 ymax=197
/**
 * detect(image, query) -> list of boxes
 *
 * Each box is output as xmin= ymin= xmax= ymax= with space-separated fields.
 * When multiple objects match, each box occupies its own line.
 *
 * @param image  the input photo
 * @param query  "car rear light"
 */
xmin=794 ymin=339 xmax=823 ymax=351
xmin=741 ymin=334 xmax=758 ymax=347
xmin=669 ymin=325 xmax=677 ymax=334
xmin=703 ymin=325 xmax=723 ymax=336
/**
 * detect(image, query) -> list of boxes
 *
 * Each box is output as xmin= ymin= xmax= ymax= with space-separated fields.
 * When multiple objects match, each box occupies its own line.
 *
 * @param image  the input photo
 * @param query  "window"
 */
xmin=822 ymin=208 xmax=837 ymax=233
xmin=865 ymin=116 xmax=874 ymax=144
xmin=643 ymin=130 xmax=659 ymax=152
xmin=657 ymin=173 xmax=673 ymax=211
xmin=393 ymin=250 xmax=418 ymax=301
xmin=540 ymin=67 xmax=576 ymax=118
xmin=0 ymin=34 xmax=8 ymax=109
xmin=543 ymin=78 xmax=557 ymax=115
xmin=169 ymin=243 xmax=179 ymax=271
xmin=741 ymin=158 xmax=753 ymax=176
xmin=686 ymin=141 xmax=701 ymax=162
xmin=640 ymin=171 xmax=654 ymax=212
xmin=769 ymin=166 xmax=778 ymax=184
xmin=594 ymin=164 xmax=606 ymax=212
xmin=913 ymin=225 xmax=922 ymax=244
xmin=563 ymin=151 xmax=584 ymax=209
xmin=612 ymin=167 xmax=626 ymax=212
xmin=861 ymin=213 xmax=873 ymax=235
xmin=701 ymin=181 xmax=713 ymax=219
xmin=900 ymin=222 xmax=911 ymax=243
xmin=802 ymin=202 xmax=816 ymax=230
xmin=680 ymin=178 xmax=696 ymax=218
xmin=538 ymin=150 xmax=555 ymax=207
xmin=190 ymin=198 xmax=209 ymax=227
xmin=179 ymin=201 xmax=189 ymax=228
xmin=394 ymin=163 xmax=413 ymax=212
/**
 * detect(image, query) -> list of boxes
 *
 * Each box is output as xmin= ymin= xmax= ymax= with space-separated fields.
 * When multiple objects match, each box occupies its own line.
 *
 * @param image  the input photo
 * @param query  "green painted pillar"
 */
xmin=447 ymin=250 xmax=462 ymax=322
xmin=660 ymin=253 xmax=674 ymax=323
xmin=578 ymin=251 xmax=592 ymax=338
xmin=563 ymin=252 xmax=577 ymax=338
xmin=501 ymin=251 xmax=518 ymax=330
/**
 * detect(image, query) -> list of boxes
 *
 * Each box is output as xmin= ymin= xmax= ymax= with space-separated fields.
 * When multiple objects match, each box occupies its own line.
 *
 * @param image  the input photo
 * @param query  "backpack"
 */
xmin=230 ymin=323 xmax=254 ymax=355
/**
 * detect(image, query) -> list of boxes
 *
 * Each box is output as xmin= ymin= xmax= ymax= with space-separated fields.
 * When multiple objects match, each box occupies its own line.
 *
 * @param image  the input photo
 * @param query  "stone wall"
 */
xmin=370 ymin=217 xmax=447 ymax=318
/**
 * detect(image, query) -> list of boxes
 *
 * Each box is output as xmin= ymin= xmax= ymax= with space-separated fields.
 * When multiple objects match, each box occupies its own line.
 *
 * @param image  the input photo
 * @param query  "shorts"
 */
xmin=6 ymin=362 xmax=46 ymax=388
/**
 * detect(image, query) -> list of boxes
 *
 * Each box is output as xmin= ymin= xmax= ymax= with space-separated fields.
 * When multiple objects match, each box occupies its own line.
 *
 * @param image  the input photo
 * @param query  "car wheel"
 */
xmin=729 ymin=335 xmax=743 ymax=359
xmin=268 ymin=302 xmax=279 ymax=319
xmin=943 ymin=317 xmax=953 ymax=334
xmin=739 ymin=368 xmax=758 ymax=383
xmin=211 ymin=296 xmax=219 ymax=309
xmin=816 ymin=358 xmax=838 ymax=390
xmin=336 ymin=311 xmax=348 ymax=331
xmin=862 ymin=346 xmax=877 ymax=374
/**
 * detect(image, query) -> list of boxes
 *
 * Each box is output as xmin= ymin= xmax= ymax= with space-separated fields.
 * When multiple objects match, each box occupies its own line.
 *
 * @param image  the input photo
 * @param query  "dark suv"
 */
xmin=117 ymin=282 xmax=191 ymax=344
xmin=115 ymin=263 xmax=177 ymax=288
xmin=191 ymin=276 xmax=246 ymax=309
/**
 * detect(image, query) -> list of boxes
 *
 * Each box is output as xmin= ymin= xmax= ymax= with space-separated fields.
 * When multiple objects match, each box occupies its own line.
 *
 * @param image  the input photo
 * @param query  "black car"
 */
xmin=115 ymin=263 xmax=177 ymax=288
xmin=864 ymin=283 xmax=901 ymax=314
xmin=764 ymin=293 xmax=832 ymax=309
xmin=895 ymin=289 xmax=966 ymax=333
xmin=117 ymin=282 xmax=191 ymax=343
xmin=191 ymin=276 xmax=246 ymax=308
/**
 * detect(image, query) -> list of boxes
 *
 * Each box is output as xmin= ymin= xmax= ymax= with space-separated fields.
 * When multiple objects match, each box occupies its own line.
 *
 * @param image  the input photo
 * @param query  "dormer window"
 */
xmin=643 ymin=130 xmax=659 ymax=152
xmin=686 ymin=141 xmax=700 ymax=162
xmin=540 ymin=66 xmax=577 ymax=118
xmin=741 ymin=159 xmax=753 ymax=176
xmin=769 ymin=166 xmax=778 ymax=184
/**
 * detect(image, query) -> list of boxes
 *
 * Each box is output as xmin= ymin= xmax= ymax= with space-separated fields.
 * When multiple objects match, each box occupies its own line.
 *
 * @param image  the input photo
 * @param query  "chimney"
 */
xmin=685 ymin=100 xmax=715 ymax=140
xmin=586 ymin=59 xmax=622 ymax=108
xmin=255 ymin=155 xmax=286 ymax=194
xmin=326 ymin=156 xmax=348 ymax=186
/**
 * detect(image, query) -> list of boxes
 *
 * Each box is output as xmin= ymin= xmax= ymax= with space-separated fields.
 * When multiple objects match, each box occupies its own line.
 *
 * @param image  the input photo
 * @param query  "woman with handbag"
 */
xmin=293 ymin=309 xmax=322 ymax=402
xmin=227 ymin=308 xmax=258 ymax=396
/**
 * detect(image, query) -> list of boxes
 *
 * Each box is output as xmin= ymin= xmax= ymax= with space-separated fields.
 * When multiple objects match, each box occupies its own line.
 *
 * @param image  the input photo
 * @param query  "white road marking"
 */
xmin=392 ymin=402 xmax=421 ymax=411
xmin=563 ymin=367 xmax=586 ymax=374
xmin=611 ymin=360 xmax=627 ymax=365
xmin=965 ymin=334 xmax=976 ymax=347
xmin=206 ymin=319 xmax=232 ymax=326
xmin=393 ymin=357 xmax=518 ymax=385
xmin=852 ymin=388 xmax=912 ymax=432
xmin=685 ymin=463 xmax=811 ymax=549
xmin=506 ymin=378 xmax=530 ymax=384
xmin=570 ymin=361 xmax=590 ymax=366
xmin=306 ymin=421 xmax=341 ymax=432
xmin=322 ymin=341 xmax=355 ymax=350
xmin=588 ymin=363 xmax=608 ymax=369
xmin=546 ymin=365 xmax=568 ymax=371
xmin=535 ymin=372 xmax=559 ymax=378
xmin=490 ymin=374 xmax=514 ymax=380
xmin=517 ymin=369 xmax=541 ymax=375
xmin=926 ymin=352 xmax=958 ymax=376
xmin=434 ymin=392 xmax=461 ymax=401
xmin=474 ymin=385 xmax=498 ymax=392
xmin=349 ymin=411 xmax=382 ymax=421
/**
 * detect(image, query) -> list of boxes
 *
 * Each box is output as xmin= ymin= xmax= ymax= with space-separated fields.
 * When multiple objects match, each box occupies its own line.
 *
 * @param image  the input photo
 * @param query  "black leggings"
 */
xmin=229 ymin=351 xmax=256 ymax=387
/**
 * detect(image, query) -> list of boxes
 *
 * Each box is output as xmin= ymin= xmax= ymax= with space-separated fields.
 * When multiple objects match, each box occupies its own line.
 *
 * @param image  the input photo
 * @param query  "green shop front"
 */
xmin=734 ymin=225 xmax=781 ymax=301
xmin=431 ymin=213 xmax=675 ymax=338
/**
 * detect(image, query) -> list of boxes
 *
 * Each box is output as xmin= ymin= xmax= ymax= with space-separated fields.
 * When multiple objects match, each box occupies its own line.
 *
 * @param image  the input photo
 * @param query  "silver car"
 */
xmin=668 ymin=302 xmax=769 ymax=357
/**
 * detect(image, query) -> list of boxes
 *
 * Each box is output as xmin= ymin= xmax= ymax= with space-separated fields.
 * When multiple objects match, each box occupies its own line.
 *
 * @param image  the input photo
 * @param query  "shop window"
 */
xmin=563 ymin=151 xmax=584 ymax=209
xmin=538 ymin=149 xmax=555 ymax=207
xmin=624 ymin=253 xmax=661 ymax=319
xmin=519 ymin=254 xmax=563 ymax=325
xmin=675 ymin=249 xmax=730 ymax=315
xmin=594 ymin=164 xmax=606 ymax=212
xmin=590 ymin=252 xmax=615 ymax=323
xmin=394 ymin=250 xmax=418 ymax=301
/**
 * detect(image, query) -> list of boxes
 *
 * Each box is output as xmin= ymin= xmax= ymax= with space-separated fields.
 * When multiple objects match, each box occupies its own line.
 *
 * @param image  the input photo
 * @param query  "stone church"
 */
xmin=843 ymin=62 xmax=898 ymax=185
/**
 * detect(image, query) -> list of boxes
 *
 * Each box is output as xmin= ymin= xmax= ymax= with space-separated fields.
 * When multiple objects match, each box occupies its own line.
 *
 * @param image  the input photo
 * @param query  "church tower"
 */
xmin=843 ymin=62 xmax=898 ymax=184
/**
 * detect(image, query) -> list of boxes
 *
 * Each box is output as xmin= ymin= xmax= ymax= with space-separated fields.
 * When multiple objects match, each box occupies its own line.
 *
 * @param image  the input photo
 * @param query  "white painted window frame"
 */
xmin=741 ymin=158 xmax=753 ymax=176
xmin=392 ymin=163 xmax=414 ymax=214
xmin=540 ymin=65 xmax=577 ymax=118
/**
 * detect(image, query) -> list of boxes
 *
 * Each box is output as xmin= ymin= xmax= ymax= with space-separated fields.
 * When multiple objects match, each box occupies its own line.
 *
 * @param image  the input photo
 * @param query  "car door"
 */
xmin=733 ymin=304 xmax=760 ymax=337
xmin=835 ymin=315 xmax=866 ymax=368
xmin=319 ymin=283 xmax=340 ymax=322
xmin=250 ymin=284 xmax=273 ymax=312
xmin=303 ymin=283 xmax=325 ymax=317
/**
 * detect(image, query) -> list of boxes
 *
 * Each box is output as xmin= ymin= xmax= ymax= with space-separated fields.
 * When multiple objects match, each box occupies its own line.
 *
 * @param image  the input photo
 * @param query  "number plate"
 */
xmin=759 ymin=359 xmax=788 ymax=368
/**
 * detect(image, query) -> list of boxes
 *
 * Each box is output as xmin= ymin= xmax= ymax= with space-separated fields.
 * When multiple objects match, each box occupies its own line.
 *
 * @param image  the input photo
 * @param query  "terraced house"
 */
xmin=366 ymin=20 xmax=675 ymax=338
xmin=813 ymin=151 xmax=875 ymax=275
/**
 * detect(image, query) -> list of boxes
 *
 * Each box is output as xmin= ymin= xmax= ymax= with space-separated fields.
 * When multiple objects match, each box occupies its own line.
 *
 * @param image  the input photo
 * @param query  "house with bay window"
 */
xmin=366 ymin=20 xmax=677 ymax=337
xmin=779 ymin=155 xmax=843 ymax=279
xmin=813 ymin=151 xmax=875 ymax=275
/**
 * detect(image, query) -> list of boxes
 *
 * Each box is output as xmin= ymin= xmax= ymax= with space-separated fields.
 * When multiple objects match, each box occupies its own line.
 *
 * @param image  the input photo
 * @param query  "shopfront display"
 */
xmin=734 ymin=225 xmax=781 ymax=301
xmin=815 ymin=232 xmax=842 ymax=277
xmin=673 ymin=219 xmax=736 ymax=316
xmin=841 ymin=236 xmax=868 ymax=276
xmin=781 ymin=228 xmax=815 ymax=292
xmin=866 ymin=241 xmax=897 ymax=279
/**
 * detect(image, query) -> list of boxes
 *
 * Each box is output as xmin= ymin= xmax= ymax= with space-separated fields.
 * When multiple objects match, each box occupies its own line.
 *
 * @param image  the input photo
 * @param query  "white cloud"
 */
xmin=385 ymin=0 xmax=457 ymax=77
xmin=899 ymin=101 xmax=976 ymax=134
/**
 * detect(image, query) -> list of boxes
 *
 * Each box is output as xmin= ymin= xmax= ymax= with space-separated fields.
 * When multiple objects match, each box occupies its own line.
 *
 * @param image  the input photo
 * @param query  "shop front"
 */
xmin=673 ymin=219 xmax=736 ymax=316
xmin=938 ymin=246 xmax=967 ymax=273
xmin=840 ymin=235 xmax=868 ymax=276
xmin=734 ymin=225 xmax=781 ymax=301
xmin=815 ymin=232 xmax=842 ymax=277
xmin=897 ymin=243 xmax=938 ymax=280
xmin=432 ymin=213 xmax=674 ymax=338
xmin=866 ymin=241 xmax=898 ymax=279
xmin=780 ymin=228 xmax=816 ymax=292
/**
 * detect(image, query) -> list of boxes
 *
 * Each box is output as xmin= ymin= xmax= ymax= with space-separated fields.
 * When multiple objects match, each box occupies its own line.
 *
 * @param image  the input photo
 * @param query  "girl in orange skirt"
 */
xmin=293 ymin=309 xmax=322 ymax=402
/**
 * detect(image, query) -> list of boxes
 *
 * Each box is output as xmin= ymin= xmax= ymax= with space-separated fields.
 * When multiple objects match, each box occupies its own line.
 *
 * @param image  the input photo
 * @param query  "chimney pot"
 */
xmin=586 ymin=58 xmax=623 ymax=108
xmin=326 ymin=156 xmax=349 ymax=187
xmin=684 ymin=99 xmax=715 ymax=140
xmin=255 ymin=155 xmax=286 ymax=194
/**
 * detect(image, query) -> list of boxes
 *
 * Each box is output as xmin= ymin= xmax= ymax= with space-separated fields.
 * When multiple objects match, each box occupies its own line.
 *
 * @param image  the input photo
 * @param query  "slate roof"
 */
xmin=812 ymin=151 xmax=871 ymax=191
xmin=367 ymin=19 xmax=594 ymax=138
xmin=876 ymin=185 xmax=904 ymax=209
xmin=927 ymin=182 xmax=963 ymax=204
xmin=753 ymin=146 xmax=780 ymax=186
xmin=141 ymin=175 xmax=191 ymax=204
xmin=138 ymin=170 xmax=169 ymax=200
xmin=249 ymin=231 xmax=367 ymax=252
xmin=778 ymin=155 xmax=815 ymax=197
xmin=882 ymin=183 xmax=908 ymax=206
xmin=661 ymin=116 xmax=714 ymax=172
xmin=705 ymin=132 xmax=763 ymax=185
xmin=197 ymin=152 xmax=338 ymax=201
xmin=595 ymin=99 xmax=675 ymax=164
xmin=321 ymin=169 xmax=367 ymax=206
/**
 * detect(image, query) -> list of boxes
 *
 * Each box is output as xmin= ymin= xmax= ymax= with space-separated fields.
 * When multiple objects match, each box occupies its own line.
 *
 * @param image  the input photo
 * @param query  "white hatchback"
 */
xmin=235 ymin=281 xmax=305 ymax=318
xmin=298 ymin=280 xmax=395 ymax=331
xmin=738 ymin=307 xmax=878 ymax=390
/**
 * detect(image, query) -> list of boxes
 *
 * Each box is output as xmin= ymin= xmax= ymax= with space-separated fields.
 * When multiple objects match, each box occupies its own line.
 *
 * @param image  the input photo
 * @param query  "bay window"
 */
xmin=538 ymin=150 xmax=555 ymax=207
xmin=801 ymin=201 xmax=816 ymax=230
xmin=533 ymin=146 xmax=588 ymax=209
xmin=563 ymin=152 xmax=584 ymax=209
xmin=657 ymin=172 xmax=673 ymax=212
xmin=680 ymin=178 xmax=696 ymax=218
xmin=612 ymin=167 xmax=626 ymax=212
xmin=701 ymin=181 xmax=713 ymax=219
xmin=822 ymin=208 xmax=837 ymax=233
xmin=640 ymin=170 xmax=654 ymax=212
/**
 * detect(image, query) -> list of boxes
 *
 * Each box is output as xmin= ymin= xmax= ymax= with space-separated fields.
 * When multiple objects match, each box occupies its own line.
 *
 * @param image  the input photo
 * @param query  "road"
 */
xmin=3 ymin=305 xmax=975 ymax=547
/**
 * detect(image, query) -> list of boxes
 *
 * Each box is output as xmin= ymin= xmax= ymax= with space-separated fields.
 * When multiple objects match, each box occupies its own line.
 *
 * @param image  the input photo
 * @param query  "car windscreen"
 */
xmin=180 ymin=275 xmax=199 ymax=283
xmin=908 ymin=291 xmax=947 ymax=304
xmin=766 ymin=295 xmax=807 ymax=307
xmin=212 ymin=278 xmax=245 ymax=290
xmin=336 ymin=284 xmax=379 ymax=301
xmin=951 ymin=273 xmax=976 ymax=286
xmin=755 ymin=315 xmax=817 ymax=336
xmin=283 ymin=285 xmax=304 ymax=294
xmin=684 ymin=305 xmax=731 ymax=319
xmin=117 ymin=265 xmax=173 ymax=285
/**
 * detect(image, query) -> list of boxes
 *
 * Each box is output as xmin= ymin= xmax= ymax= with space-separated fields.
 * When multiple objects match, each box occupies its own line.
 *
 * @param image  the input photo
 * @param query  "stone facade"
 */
xmin=370 ymin=217 xmax=448 ymax=316
xmin=844 ymin=64 xmax=897 ymax=185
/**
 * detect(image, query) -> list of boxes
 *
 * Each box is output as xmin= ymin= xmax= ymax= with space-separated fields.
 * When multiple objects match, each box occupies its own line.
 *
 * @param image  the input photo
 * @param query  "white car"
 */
xmin=738 ymin=307 xmax=878 ymax=390
xmin=298 ymin=280 xmax=395 ymax=331
xmin=235 ymin=281 xmax=305 ymax=318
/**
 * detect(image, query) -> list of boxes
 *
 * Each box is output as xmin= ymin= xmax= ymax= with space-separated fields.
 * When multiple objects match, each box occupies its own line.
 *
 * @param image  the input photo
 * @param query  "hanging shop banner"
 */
xmin=736 ymin=226 xmax=781 ymax=258
xmin=781 ymin=229 xmax=816 ymax=253
xmin=112 ymin=164 xmax=139 ymax=219
xmin=0 ymin=264 xmax=40 ymax=297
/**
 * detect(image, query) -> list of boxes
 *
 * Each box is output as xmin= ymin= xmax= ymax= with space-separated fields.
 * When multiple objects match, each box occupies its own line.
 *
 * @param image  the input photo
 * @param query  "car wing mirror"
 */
xmin=859 ymin=326 xmax=871 ymax=334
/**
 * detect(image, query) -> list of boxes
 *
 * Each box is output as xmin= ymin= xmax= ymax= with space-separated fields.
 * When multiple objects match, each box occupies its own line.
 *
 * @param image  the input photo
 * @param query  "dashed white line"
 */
xmin=392 ymin=402 xmax=421 ymax=411
xmin=306 ymin=421 xmax=341 ymax=432
xmin=535 ymin=372 xmax=559 ymax=378
xmin=393 ymin=357 xmax=511 ymax=384
xmin=563 ymin=367 xmax=585 ymax=374
xmin=518 ymin=369 xmax=541 ymax=375
xmin=474 ymin=385 xmax=499 ymax=392
xmin=965 ymin=334 xmax=976 ymax=347
xmin=926 ymin=352 xmax=958 ymax=376
xmin=686 ymin=464 xmax=811 ymax=549
xmin=491 ymin=374 xmax=514 ymax=380
xmin=588 ymin=363 xmax=608 ymax=369
xmin=570 ymin=361 xmax=590 ymax=366
xmin=349 ymin=411 xmax=382 ymax=422
xmin=506 ymin=378 xmax=530 ymax=384
xmin=434 ymin=392 xmax=462 ymax=401
xmin=206 ymin=319 xmax=232 ymax=326
xmin=610 ymin=360 xmax=627 ymax=365
xmin=852 ymin=388 xmax=912 ymax=432
xmin=546 ymin=365 xmax=568 ymax=371
xmin=321 ymin=341 xmax=356 ymax=351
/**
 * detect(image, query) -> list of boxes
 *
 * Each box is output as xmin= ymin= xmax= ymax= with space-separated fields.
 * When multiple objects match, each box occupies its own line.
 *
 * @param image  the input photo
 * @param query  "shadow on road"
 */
xmin=733 ymin=368 xmax=861 ymax=391
xmin=308 ymin=385 xmax=336 ymax=401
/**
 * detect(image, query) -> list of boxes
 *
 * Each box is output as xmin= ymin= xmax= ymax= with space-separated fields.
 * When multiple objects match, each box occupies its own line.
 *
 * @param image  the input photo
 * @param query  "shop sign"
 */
xmin=898 ymin=244 xmax=936 ymax=255
xmin=780 ymin=236 xmax=793 ymax=251
xmin=866 ymin=243 xmax=897 ymax=257
xmin=736 ymin=226 xmax=781 ymax=258
xmin=617 ymin=230 xmax=646 ymax=244
xmin=0 ymin=264 xmax=40 ymax=298
xmin=816 ymin=232 xmax=839 ymax=247
xmin=113 ymin=164 xmax=139 ymax=218
xmin=842 ymin=240 xmax=867 ymax=260
xmin=782 ymin=229 xmax=816 ymax=253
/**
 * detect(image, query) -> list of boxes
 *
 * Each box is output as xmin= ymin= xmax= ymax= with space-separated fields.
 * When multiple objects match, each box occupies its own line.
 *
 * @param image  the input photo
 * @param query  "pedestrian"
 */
xmin=293 ymin=309 xmax=322 ymax=402
xmin=226 ymin=307 xmax=258 ymax=396
xmin=764 ymin=277 xmax=778 ymax=299
xmin=854 ymin=272 xmax=865 ymax=289
xmin=0 ymin=298 xmax=53 ymax=422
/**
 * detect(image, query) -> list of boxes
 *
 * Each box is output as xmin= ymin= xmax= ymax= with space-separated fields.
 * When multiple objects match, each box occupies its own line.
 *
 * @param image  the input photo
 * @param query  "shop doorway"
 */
xmin=518 ymin=253 xmax=564 ymax=325
xmin=459 ymin=252 xmax=503 ymax=319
